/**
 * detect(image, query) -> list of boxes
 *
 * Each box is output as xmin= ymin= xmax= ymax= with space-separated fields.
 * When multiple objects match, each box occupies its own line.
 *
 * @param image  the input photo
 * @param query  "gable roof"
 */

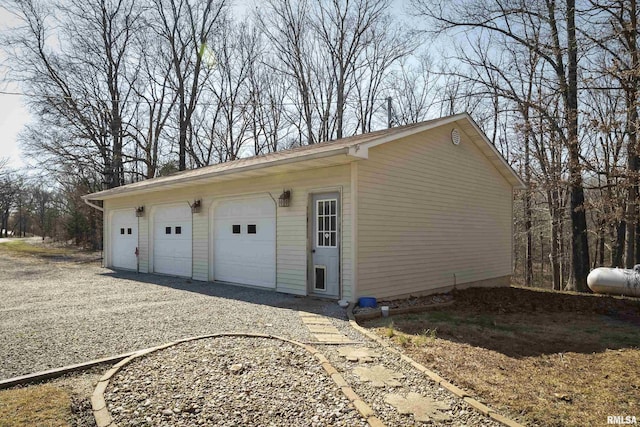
xmin=84 ymin=113 xmax=524 ymax=201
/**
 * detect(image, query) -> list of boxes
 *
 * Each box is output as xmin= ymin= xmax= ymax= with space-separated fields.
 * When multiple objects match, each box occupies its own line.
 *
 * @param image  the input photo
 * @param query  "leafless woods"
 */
xmin=2 ymin=0 xmax=639 ymax=292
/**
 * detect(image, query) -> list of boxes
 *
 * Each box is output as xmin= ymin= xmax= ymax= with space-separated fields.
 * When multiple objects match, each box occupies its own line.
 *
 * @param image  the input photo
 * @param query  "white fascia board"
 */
xmin=83 ymin=147 xmax=359 ymax=201
xmin=359 ymin=113 xmax=469 ymax=151
xmin=347 ymin=144 xmax=369 ymax=158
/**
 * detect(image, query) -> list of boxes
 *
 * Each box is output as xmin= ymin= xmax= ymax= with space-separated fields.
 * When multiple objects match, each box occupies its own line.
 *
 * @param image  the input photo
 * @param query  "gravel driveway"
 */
xmin=0 ymin=253 xmax=344 ymax=380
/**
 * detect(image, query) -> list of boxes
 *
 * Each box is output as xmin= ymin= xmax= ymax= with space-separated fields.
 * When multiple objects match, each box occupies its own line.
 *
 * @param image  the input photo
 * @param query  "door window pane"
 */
xmin=127 ymin=228 xmax=132 ymax=235
xmin=232 ymin=224 xmax=241 ymax=234
xmin=120 ymin=228 xmax=125 ymax=235
xmin=248 ymin=224 xmax=257 ymax=234
xmin=175 ymin=226 xmax=182 ymax=234
xmin=316 ymin=198 xmax=338 ymax=248
xmin=165 ymin=227 xmax=171 ymax=234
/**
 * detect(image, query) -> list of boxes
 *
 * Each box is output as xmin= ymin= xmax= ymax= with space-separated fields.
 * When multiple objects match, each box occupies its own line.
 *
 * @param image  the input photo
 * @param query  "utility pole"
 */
xmin=387 ymin=97 xmax=392 ymax=128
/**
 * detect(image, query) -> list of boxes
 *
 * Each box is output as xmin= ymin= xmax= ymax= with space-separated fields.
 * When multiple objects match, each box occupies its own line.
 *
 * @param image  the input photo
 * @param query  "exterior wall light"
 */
xmin=278 ymin=190 xmax=291 ymax=207
xmin=135 ymin=206 xmax=145 ymax=217
xmin=191 ymin=199 xmax=202 ymax=213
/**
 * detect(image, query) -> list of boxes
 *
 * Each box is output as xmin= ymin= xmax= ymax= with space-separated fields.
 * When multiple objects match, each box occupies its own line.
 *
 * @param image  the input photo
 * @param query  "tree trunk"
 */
xmin=612 ymin=220 xmax=626 ymax=267
xmin=566 ymin=0 xmax=590 ymax=292
xmin=624 ymin=90 xmax=638 ymax=267
xmin=598 ymin=223 xmax=605 ymax=266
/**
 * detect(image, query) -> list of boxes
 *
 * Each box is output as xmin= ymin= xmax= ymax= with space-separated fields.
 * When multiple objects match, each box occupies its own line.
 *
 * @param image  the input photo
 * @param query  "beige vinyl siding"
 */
xmin=103 ymin=164 xmax=352 ymax=298
xmin=138 ymin=215 xmax=149 ymax=273
xmin=192 ymin=212 xmax=208 ymax=281
xmin=357 ymin=125 xmax=513 ymax=299
xmin=102 ymin=202 xmax=111 ymax=268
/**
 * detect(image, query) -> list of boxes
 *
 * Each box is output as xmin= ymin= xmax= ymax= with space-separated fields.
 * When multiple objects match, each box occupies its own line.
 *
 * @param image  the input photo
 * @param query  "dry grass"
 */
xmin=0 ymin=385 xmax=72 ymax=427
xmin=365 ymin=287 xmax=640 ymax=427
xmin=0 ymin=240 xmax=73 ymax=258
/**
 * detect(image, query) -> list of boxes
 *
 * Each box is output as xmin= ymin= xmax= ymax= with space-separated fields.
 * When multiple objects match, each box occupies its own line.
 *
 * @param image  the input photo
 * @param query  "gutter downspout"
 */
xmin=351 ymin=162 xmax=359 ymax=302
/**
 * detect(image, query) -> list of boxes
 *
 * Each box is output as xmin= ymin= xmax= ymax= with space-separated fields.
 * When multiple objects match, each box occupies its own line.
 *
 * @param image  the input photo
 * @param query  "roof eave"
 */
xmin=358 ymin=113 xmax=469 ymax=152
xmin=83 ymin=146 xmax=359 ymax=201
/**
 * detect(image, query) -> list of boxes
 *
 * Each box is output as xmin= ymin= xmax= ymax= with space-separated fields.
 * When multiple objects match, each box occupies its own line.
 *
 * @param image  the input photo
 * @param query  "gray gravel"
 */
xmin=0 ymin=253 xmax=346 ymax=380
xmin=105 ymin=336 xmax=368 ymax=427
xmin=2 ymin=251 xmax=508 ymax=426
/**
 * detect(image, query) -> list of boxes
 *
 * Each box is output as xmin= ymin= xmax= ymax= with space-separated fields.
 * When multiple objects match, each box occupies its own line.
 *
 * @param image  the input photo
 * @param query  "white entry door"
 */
xmin=213 ymin=197 xmax=276 ymax=288
xmin=111 ymin=209 xmax=138 ymax=270
xmin=153 ymin=204 xmax=192 ymax=277
xmin=311 ymin=193 xmax=340 ymax=297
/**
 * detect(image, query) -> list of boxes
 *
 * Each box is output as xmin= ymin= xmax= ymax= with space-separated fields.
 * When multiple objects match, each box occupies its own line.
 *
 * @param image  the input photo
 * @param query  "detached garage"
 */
xmin=83 ymin=113 xmax=524 ymax=301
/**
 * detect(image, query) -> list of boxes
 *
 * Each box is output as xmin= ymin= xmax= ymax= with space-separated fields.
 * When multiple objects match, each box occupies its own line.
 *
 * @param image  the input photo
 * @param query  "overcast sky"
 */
xmin=0 ymin=1 xmax=417 ymax=171
xmin=0 ymin=6 xmax=28 ymax=169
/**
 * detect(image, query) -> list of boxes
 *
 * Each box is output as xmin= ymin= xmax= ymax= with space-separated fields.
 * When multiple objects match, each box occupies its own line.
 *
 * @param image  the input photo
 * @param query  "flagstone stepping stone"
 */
xmin=353 ymin=365 xmax=404 ymax=387
xmin=314 ymin=334 xmax=354 ymax=343
xmin=384 ymin=392 xmax=451 ymax=422
xmin=337 ymin=346 xmax=380 ymax=362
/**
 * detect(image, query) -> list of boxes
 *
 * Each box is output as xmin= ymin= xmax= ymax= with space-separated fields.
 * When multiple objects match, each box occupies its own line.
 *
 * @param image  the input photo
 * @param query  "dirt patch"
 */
xmin=363 ymin=286 xmax=640 ymax=427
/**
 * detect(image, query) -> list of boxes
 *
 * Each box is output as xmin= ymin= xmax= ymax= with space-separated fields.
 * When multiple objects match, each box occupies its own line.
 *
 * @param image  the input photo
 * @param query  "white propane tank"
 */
xmin=587 ymin=265 xmax=640 ymax=297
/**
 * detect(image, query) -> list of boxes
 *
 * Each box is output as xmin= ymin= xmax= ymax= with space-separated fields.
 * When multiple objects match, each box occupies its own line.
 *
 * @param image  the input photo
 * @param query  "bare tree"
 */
xmin=581 ymin=0 xmax=640 ymax=267
xmin=258 ymin=0 xmax=321 ymax=145
xmin=151 ymin=0 xmax=227 ymax=170
xmin=5 ymin=0 xmax=140 ymax=189
xmin=383 ymin=55 xmax=438 ymax=127
xmin=127 ymin=25 xmax=179 ymax=180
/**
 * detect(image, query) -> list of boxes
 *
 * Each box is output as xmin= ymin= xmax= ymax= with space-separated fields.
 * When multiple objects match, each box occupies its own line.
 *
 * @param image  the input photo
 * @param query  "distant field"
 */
xmin=0 ymin=239 xmax=74 ymax=258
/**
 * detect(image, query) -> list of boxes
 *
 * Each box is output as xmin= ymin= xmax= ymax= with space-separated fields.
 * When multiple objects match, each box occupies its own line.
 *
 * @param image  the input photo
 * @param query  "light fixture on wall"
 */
xmin=278 ymin=190 xmax=291 ymax=207
xmin=190 ymin=199 xmax=202 ymax=213
xmin=135 ymin=206 xmax=145 ymax=217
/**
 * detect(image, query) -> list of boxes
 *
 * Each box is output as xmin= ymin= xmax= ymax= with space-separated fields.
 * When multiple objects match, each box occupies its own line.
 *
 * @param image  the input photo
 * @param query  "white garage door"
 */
xmin=213 ymin=197 xmax=276 ymax=288
xmin=111 ymin=209 xmax=138 ymax=270
xmin=153 ymin=205 xmax=192 ymax=277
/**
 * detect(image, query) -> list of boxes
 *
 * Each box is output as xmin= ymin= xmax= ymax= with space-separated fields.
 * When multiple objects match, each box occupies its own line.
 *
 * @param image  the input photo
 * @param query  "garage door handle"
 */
xmin=312 ymin=249 xmax=316 ymax=253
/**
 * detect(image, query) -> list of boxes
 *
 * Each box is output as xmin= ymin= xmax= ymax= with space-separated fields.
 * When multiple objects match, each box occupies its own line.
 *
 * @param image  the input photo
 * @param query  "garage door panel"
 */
xmin=153 ymin=205 xmax=192 ymax=277
xmin=213 ymin=197 xmax=276 ymax=288
xmin=111 ymin=210 xmax=137 ymax=270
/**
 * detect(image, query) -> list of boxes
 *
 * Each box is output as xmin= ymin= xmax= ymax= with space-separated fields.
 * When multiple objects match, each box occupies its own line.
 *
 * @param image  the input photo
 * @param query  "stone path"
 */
xmin=299 ymin=312 xmax=356 ymax=344
xmin=297 ymin=310 xmax=506 ymax=426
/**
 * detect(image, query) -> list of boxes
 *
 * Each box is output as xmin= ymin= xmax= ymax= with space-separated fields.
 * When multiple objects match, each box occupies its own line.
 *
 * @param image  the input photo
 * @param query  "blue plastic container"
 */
xmin=358 ymin=297 xmax=377 ymax=308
